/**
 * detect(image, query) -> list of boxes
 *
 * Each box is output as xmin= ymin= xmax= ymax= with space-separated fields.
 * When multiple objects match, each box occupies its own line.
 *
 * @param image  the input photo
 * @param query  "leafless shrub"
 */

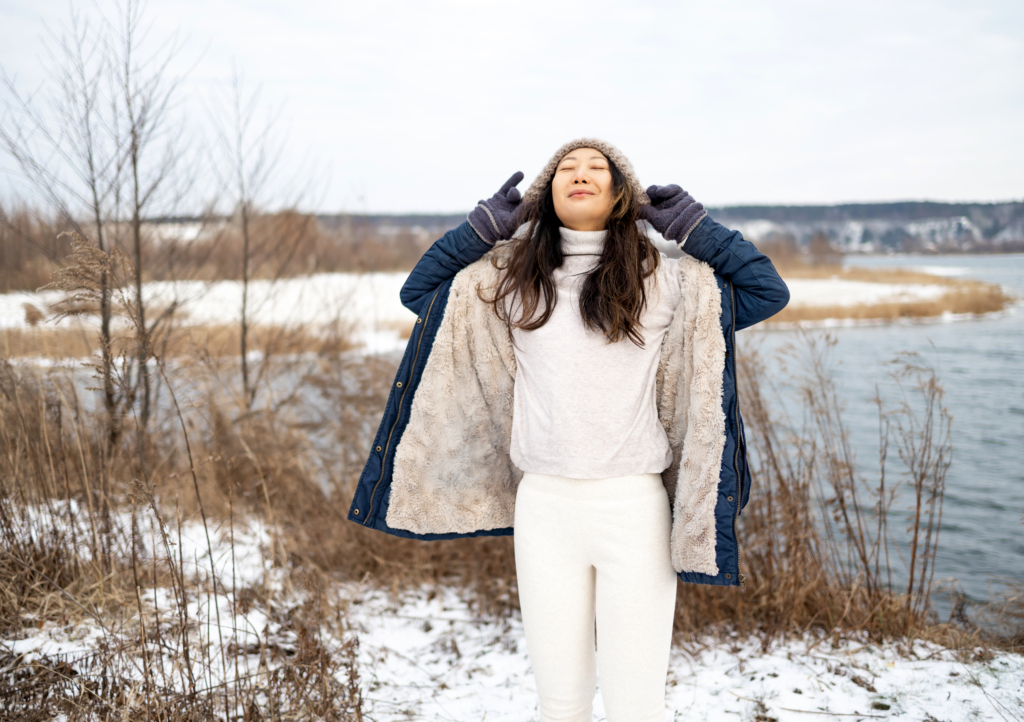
xmin=665 ymin=328 xmax=1024 ymax=659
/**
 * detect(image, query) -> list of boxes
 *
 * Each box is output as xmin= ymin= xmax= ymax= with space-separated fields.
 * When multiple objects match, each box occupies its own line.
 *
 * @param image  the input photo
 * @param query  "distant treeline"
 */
xmin=313 ymin=200 xmax=1024 ymax=253
xmin=708 ymin=200 xmax=1024 ymax=224
xmin=4 ymin=199 xmax=1021 ymax=296
xmin=311 ymin=199 xmax=1024 ymax=228
xmin=315 ymin=199 xmax=1024 ymax=244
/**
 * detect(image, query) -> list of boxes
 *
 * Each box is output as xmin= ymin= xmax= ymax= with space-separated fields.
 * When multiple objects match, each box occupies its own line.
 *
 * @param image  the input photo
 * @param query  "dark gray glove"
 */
xmin=467 ymin=171 xmax=528 ymax=245
xmin=640 ymin=184 xmax=707 ymax=246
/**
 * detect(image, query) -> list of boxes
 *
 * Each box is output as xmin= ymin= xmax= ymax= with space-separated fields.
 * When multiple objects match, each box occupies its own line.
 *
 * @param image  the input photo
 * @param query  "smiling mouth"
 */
xmin=569 ymin=191 xmax=593 ymax=197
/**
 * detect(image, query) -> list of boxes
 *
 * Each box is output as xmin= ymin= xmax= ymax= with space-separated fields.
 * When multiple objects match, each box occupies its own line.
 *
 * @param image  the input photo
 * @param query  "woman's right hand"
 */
xmin=467 ymin=171 xmax=529 ymax=245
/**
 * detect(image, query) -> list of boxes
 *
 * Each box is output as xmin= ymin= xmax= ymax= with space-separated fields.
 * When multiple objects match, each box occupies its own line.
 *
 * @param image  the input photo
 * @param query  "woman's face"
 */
xmin=551 ymin=147 xmax=616 ymax=232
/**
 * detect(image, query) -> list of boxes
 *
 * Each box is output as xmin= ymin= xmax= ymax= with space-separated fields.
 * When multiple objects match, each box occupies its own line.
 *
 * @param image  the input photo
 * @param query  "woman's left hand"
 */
xmin=640 ymin=184 xmax=707 ymax=245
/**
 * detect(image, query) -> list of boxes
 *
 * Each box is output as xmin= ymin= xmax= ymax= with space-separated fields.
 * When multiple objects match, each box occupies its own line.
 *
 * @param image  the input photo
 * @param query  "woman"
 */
xmin=347 ymin=138 xmax=789 ymax=722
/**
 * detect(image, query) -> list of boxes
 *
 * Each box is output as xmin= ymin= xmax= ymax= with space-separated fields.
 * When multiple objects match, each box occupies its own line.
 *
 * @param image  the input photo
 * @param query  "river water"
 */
xmin=743 ymin=253 xmax=1024 ymax=619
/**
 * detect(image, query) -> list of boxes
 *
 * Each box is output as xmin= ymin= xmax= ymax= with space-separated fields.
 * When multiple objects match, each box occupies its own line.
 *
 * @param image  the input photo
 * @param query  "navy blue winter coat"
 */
xmin=347 ymin=216 xmax=790 ymax=588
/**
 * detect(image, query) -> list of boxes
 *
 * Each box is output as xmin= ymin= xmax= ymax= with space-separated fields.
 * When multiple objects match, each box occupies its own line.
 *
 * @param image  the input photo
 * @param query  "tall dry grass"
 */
xmin=769 ymin=280 xmax=1014 ymax=324
xmin=0 ymin=353 xmax=374 ymax=718
xmin=171 ymin=211 xmax=434 ymax=280
xmin=677 ymin=332 xmax=957 ymax=651
xmin=0 ymin=205 xmax=434 ymax=294
xmin=0 ymin=206 xmax=76 ymax=293
xmin=0 ymin=322 xmax=366 ymax=360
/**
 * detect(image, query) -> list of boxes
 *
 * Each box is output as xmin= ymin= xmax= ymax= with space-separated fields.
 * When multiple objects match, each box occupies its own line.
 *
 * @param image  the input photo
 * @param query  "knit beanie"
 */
xmin=522 ymin=137 xmax=650 ymax=207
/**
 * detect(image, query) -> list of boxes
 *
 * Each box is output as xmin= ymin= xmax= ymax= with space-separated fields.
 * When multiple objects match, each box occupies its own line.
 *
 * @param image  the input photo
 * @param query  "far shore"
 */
xmin=767 ymin=262 xmax=1016 ymax=325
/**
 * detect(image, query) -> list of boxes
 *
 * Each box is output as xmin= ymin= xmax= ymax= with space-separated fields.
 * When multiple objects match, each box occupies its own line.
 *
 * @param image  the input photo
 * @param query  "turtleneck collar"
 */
xmin=559 ymin=226 xmax=608 ymax=256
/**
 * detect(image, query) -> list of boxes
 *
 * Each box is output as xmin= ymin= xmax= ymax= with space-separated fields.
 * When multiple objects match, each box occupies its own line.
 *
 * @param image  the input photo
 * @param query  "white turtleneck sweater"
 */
xmin=506 ymin=226 xmax=685 ymax=480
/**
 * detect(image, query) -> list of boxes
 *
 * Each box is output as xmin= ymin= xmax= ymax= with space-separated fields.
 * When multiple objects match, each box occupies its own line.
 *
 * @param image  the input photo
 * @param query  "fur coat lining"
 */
xmin=386 ymin=249 xmax=727 ymax=576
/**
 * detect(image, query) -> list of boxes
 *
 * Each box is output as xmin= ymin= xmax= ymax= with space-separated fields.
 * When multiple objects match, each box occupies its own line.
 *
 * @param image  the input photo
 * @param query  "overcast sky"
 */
xmin=2 ymin=0 xmax=1022 ymax=213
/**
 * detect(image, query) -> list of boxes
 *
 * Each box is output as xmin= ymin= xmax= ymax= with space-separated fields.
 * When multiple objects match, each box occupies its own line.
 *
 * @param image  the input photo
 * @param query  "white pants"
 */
xmin=514 ymin=471 xmax=678 ymax=722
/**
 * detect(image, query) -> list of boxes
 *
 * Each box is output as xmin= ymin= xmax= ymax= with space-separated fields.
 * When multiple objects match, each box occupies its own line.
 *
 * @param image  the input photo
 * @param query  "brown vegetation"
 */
xmin=177 ymin=213 xmax=431 ymax=282
xmin=775 ymin=263 xmax=958 ymax=285
xmin=0 ymin=322 xmax=361 ymax=360
xmin=0 ymin=207 xmax=75 ymax=293
xmin=0 ymin=206 xmax=432 ymax=293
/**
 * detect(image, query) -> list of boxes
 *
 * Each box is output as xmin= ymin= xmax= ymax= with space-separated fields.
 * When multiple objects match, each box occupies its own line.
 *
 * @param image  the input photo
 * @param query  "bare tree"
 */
xmin=204 ymin=66 xmax=321 ymax=409
xmin=1 ymin=5 xmax=124 ymax=441
xmin=106 ymin=0 xmax=192 ymax=431
xmin=1 ymin=0 xmax=199 ymax=439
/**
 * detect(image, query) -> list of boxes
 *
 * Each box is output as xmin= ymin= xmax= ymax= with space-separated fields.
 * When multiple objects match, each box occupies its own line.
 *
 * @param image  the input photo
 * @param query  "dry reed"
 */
xmin=770 ymin=280 xmax=1013 ymax=324
xmin=0 ymin=323 xmax=366 ymax=360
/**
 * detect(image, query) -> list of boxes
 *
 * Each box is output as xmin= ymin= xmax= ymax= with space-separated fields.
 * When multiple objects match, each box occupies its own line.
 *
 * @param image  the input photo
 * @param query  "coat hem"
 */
xmin=349 ymin=510 xmax=514 ymax=541
xmin=676 ymin=569 xmax=739 ymax=587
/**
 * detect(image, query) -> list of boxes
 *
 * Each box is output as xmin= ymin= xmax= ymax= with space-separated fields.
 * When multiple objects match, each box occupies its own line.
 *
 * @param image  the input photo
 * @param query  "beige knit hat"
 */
xmin=522 ymin=137 xmax=650 ymax=206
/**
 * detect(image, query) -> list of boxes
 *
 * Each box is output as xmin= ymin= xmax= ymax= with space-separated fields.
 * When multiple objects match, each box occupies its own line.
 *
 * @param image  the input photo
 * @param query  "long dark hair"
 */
xmin=478 ymin=157 xmax=661 ymax=348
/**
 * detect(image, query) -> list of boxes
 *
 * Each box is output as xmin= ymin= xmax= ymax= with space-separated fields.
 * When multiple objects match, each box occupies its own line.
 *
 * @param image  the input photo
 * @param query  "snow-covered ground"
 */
xmin=0 ymin=272 xmax=417 ymax=354
xmin=0 ymin=273 xmax=410 ymax=332
xmin=4 ymin=515 xmax=1021 ymax=722
xmin=344 ymin=585 xmax=1024 ymax=721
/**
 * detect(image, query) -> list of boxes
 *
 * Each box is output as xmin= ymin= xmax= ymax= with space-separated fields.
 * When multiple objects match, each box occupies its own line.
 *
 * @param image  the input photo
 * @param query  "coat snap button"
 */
xmin=725 ymin=573 xmax=731 ymax=579
xmin=396 ymin=381 xmax=403 ymax=388
xmin=354 ymin=509 xmax=359 ymax=515
xmin=727 ymin=495 xmax=733 ymax=502
xmin=376 ymin=445 xmax=382 ymax=452
xmin=416 ymin=317 xmax=422 ymax=324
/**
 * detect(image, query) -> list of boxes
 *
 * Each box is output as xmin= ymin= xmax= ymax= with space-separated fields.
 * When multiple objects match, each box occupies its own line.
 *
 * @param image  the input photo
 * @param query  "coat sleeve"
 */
xmin=679 ymin=216 xmax=790 ymax=330
xmin=400 ymin=220 xmax=495 ymax=316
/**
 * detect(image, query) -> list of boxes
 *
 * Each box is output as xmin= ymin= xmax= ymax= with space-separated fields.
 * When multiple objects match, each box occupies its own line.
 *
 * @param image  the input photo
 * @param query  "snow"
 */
xmin=138 ymin=273 xmax=412 ymax=330
xmin=9 ymin=575 xmax=1022 ymax=721
xmin=0 ymin=288 xmax=68 ymax=329
xmin=339 ymin=588 xmax=1024 ymax=722
xmin=783 ymin=279 xmax=948 ymax=308
xmin=0 ymin=272 xmax=417 ymax=354
xmin=905 ymin=265 xmax=970 ymax=278
xmin=4 ymin=515 xmax=1021 ymax=721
